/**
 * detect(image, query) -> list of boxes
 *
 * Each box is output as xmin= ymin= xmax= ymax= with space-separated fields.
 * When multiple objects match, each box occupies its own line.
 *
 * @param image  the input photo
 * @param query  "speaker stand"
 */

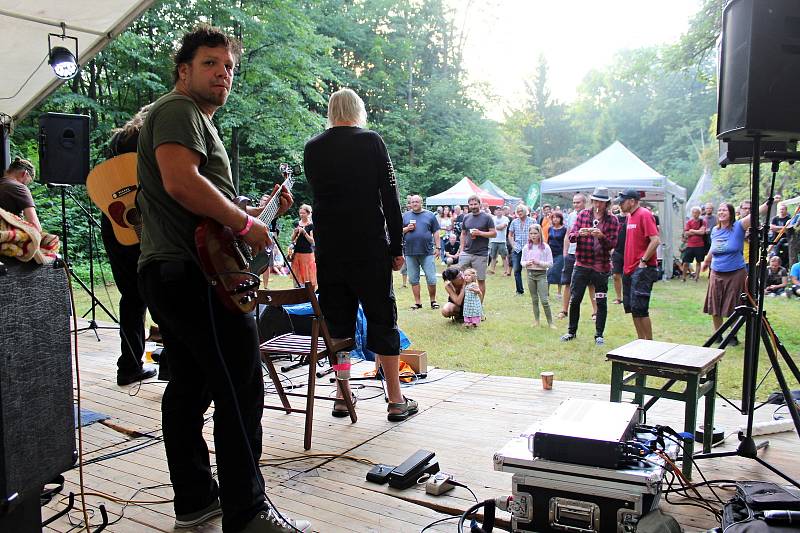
xmin=52 ymin=185 xmax=119 ymax=340
xmin=694 ymin=137 xmax=800 ymax=489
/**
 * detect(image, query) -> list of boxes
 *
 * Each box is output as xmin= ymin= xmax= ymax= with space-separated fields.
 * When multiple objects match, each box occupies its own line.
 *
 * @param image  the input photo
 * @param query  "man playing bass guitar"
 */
xmin=136 ymin=26 xmax=308 ymax=533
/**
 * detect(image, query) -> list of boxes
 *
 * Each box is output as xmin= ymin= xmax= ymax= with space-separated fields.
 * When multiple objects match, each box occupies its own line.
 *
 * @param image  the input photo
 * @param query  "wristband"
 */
xmin=237 ymin=215 xmax=254 ymax=236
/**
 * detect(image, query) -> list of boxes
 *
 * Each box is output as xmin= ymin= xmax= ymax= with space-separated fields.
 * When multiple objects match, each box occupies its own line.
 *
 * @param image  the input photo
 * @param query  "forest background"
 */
xmin=9 ymin=0 xmax=800 ymax=277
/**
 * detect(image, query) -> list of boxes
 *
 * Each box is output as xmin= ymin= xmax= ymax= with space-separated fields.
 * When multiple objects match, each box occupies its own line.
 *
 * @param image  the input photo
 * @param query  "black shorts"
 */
xmin=612 ymin=251 xmax=624 ymax=275
xmin=317 ymin=256 xmax=400 ymax=355
xmin=622 ymin=266 xmax=659 ymax=318
xmin=560 ymin=254 xmax=576 ymax=286
xmin=682 ymin=246 xmax=705 ymax=264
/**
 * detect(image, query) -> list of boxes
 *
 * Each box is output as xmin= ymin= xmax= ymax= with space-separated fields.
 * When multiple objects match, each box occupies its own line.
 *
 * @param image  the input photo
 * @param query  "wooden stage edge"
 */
xmin=41 ymin=319 xmax=800 ymax=532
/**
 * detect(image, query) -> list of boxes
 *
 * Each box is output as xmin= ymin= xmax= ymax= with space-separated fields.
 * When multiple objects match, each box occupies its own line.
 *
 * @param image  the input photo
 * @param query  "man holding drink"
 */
xmin=402 ymin=195 xmax=440 ymax=309
xmin=457 ymin=194 xmax=496 ymax=300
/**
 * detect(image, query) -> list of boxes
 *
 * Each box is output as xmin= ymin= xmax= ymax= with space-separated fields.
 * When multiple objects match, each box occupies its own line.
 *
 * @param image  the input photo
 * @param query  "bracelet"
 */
xmin=237 ymin=215 xmax=254 ymax=236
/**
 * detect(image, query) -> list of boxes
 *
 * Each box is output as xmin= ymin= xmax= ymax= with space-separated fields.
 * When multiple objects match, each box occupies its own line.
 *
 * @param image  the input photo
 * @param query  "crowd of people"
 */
xmin=401 ymin=187 xmax=800 ymax=348
xmin=400 ymin=186 xmax=661 ymax=345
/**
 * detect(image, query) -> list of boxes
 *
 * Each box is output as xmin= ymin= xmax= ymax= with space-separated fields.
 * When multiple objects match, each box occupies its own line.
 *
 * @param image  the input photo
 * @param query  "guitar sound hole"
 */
xmin=125 ymin=208 xmax=142 ymax=226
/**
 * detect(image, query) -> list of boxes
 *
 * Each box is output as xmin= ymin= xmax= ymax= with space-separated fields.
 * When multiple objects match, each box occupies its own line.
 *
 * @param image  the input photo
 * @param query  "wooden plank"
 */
xmin=41 ymin=318 xmax=800 ymax=533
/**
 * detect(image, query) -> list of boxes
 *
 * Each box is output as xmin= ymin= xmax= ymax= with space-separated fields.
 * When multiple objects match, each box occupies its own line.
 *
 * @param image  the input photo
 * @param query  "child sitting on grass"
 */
xmin=462 ymin=268 xmax=483 ymax=328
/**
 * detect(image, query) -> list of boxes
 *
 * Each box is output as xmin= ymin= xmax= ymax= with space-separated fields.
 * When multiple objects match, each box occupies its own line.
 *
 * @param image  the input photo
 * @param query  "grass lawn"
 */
xmin=72 ymin=263 xmax=800 ymax=400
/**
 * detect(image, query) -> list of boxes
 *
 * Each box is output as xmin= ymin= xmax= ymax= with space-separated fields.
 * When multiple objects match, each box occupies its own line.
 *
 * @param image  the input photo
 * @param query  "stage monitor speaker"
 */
xmin=0 ymin=259 xmax=75 ymax=504
xmin=716 ymin=0 xmax=800 ymax=142
xmin=718 ymin=139 xmax=797 ymax=167
xmin=38 ymin=112 xmax=90 ymax=185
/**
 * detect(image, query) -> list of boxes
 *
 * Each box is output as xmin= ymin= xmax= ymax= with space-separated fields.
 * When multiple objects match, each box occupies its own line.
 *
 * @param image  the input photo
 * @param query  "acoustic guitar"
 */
xmin=85 ymin=153 xmax=141 ymax=245
xmin=195 ymin=163 xmax=297 ymax=314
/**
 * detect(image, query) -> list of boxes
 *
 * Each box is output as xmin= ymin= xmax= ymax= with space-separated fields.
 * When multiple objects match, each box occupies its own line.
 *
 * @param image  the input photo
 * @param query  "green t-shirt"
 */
xmin=136 ymin=92 xmax=235 ymax=270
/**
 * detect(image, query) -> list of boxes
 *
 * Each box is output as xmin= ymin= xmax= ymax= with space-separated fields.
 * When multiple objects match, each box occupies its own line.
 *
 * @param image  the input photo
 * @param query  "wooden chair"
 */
xmin=257 ymin=285 xmax=357 ymax=450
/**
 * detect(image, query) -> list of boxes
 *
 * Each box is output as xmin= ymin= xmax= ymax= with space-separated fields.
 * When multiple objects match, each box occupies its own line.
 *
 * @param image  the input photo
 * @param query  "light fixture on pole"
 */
xmin=48 ymin=25 xmax=79 ymax=80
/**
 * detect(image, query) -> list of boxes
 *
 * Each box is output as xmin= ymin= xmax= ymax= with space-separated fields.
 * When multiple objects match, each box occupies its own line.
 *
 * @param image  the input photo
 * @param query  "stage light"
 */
xmin=48 ymin=29 xmax=79 ymax=80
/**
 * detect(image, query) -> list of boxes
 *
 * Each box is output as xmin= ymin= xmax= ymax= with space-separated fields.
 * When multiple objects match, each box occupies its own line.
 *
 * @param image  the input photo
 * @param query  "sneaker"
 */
xmin=560 ymin=333 xmax=576 ymax=342
xmin=117 ymin=365 xmax=157 ymax=386
xmin=175 ymin=499 xmax=222 ymax=528
xmin=595 ymin=336 xmax=605 ymax=346
xmin=242 ymin=507 xmax=311 ymax=533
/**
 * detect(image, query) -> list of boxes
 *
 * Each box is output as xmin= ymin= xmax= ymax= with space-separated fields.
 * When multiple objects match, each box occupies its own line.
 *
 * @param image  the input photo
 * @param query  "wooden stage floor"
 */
xmin=43 ymin=320 xmax=800 ymax=532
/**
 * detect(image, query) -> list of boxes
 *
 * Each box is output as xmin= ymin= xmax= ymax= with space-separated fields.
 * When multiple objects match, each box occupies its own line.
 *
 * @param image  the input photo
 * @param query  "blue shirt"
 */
xmin=509 ymin=217 xmax=533 ymax=253
xmin=791 ymin=262 xmax=800 ymax=282
xmin=402 ymin=209 xmax=439 ymax=255
xmin=710 ymin=220 xmax=747 ymax=272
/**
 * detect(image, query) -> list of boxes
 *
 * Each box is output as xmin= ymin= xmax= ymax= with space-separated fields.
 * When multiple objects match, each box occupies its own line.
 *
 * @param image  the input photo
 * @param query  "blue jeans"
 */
xmin=512 ymin=250 xmax=524 ymax=294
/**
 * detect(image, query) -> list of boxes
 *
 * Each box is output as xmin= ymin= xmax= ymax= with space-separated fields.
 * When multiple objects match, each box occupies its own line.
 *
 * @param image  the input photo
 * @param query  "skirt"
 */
xmin=704 ymin=267 xmax=746 ymax=317
xmin=547 ymin=254 xmax=565 ymax=285
xmin=291 ymin=252 xmax=317 ymax=288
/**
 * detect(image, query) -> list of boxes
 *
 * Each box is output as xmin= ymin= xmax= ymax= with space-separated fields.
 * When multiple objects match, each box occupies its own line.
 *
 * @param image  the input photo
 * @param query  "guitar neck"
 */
xmin=257 ymin=175 xmax=294 ymax=226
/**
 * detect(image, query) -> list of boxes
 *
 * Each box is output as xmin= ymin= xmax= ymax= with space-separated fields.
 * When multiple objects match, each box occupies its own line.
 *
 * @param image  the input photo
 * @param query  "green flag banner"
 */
xmin=526 ymin=183 xmax=539 ymax=209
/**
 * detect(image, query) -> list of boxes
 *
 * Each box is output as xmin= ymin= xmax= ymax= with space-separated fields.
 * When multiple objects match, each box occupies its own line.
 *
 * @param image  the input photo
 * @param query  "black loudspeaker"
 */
xmin=717 ymin=0 xmax=800 ymax=142
xmin=38 ymin=112 xmax=90 ymax=185
xmin=719 ymin=139 xmax=798 ymax=167
xmin=0 ymin=259 xmax=75 ymax=505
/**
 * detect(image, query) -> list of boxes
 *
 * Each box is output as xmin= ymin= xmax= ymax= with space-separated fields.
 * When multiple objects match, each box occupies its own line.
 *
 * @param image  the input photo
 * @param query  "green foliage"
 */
xmin=10 ymin=0 xmax=740 ymax=276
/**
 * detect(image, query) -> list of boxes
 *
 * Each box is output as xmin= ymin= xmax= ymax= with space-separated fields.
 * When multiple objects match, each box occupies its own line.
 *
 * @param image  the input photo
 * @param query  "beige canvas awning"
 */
xmin=0 ymin=1 xmax=156 ymax=124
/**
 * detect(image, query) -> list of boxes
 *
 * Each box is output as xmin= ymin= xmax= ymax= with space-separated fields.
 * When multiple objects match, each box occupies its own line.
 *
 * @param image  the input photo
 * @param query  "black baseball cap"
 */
xmin=616 ymin=189 xmax=641 ymax=202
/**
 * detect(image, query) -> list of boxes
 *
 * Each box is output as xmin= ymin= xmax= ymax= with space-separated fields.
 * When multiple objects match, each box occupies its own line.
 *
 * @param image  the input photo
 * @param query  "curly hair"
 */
xmin=173 ymin=25 xmax=242 ymax=83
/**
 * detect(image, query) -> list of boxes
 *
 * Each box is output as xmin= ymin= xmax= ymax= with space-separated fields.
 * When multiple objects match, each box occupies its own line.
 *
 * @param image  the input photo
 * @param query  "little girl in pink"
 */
xmin=521 ymin=224 xmax=555 ymax=328
xmin=461 ymin=268 xmax=483 ymax=328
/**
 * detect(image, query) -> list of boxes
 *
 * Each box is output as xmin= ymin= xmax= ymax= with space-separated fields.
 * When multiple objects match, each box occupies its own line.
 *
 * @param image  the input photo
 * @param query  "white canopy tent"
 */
xmin=686 ymin=168 xmax=714 ymax=215
xmin=540 ymin=141 xmax=687 ymax=276
xmin=0 ymin=1 xmax=156 ymax=123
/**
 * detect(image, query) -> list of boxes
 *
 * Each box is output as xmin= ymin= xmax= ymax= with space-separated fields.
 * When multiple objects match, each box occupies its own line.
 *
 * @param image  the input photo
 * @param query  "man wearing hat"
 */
xmin=560 ymin=186 xmax=619 ymax=345
xmin=617 ymin=189 xmax=660 ymax=340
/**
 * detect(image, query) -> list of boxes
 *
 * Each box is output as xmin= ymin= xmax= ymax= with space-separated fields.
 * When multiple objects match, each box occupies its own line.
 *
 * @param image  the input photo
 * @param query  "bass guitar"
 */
xmin=195 ymin=163 xmax=297 ymax=314
xmin=85 ymin=153 xmax=141 ymax=245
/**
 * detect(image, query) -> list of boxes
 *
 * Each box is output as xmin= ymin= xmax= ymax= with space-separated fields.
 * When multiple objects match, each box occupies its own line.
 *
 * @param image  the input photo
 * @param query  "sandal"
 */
xmin=556 ymin=311 xmax=567 ymax=320
xmin=332 ymin=393 xmax=357 ymax=418
xmin=409 ymin=303 xmax=423 ymax=310
xmin=387 ymin=397 xmax=419 ymax=422
xmin=612 ymin=298 xmax=622 ymax=305
xmin=591 ymin=313 xmax=597 ymax=321
xmin=430 ymin=301 xmax=440 ymax=309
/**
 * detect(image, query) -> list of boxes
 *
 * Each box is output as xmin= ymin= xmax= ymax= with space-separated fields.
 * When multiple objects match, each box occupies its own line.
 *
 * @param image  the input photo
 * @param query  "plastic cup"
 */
xmin=540 ymin=371 xmax=554 ymax=390
xmin=145 ymin=341 xmax=157 ymax=363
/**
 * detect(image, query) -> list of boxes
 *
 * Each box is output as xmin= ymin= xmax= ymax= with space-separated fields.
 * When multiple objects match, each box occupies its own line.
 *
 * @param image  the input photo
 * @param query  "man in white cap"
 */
xmin=560 ymin=186 xmax=619 ymax=346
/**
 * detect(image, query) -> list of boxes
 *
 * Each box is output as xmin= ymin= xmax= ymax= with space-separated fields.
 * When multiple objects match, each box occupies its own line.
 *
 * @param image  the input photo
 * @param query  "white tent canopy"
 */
xmin=0 ymin=1 xmax=156 ymax=123
xmin=686 ymin=168 xmax=714 ymax=215
xmin=540 ymin=141 xmax=687 ymax=276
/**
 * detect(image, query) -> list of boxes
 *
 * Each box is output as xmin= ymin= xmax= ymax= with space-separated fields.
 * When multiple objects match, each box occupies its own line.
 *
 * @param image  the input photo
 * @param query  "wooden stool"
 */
xmin=606 ymin=339 xmax=725 ymax=479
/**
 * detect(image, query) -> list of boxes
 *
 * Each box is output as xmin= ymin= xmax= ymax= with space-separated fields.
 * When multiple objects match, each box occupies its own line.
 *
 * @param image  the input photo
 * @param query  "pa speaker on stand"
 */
xmin=701 ymin=0 xmax=800 ymax=490
xmin=38 ymin=113 xmax=90 ymax=186
xmin=716 ymin=0 xmax=800 ymax=144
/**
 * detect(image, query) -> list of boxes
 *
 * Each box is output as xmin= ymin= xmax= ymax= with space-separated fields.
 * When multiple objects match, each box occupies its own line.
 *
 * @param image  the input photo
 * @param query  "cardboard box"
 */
xmin=399 ymin=349 xmax=427 ymax=374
